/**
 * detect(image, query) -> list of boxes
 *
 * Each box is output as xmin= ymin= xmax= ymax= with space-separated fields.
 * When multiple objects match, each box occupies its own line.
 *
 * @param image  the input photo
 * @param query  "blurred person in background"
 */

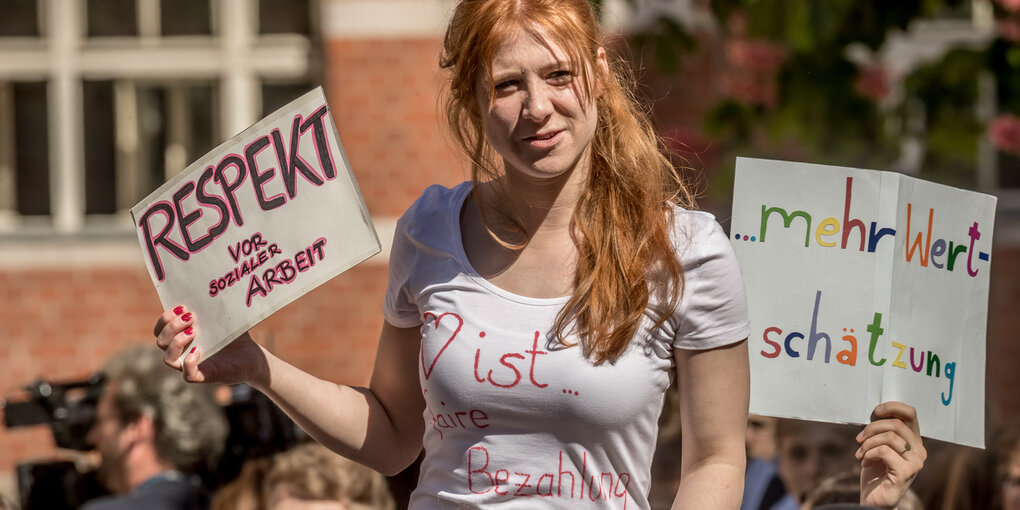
xmin=742 ymin=414 xmax=783 ymax=510
xmin=801 ymin=469 xmax=923 ymax=510
xmin=997 ymin=423 xmax=1020 ymax=510
xmin=261 ymin=442 xmax=395 ymax=510
xmin=0 ymin=493 xmax=18 ymax=510
xmin=771 ymin=418 xmax=858 ymax=510
xmin=82 ymin=346 xmax=229 ymax=510
xmin=910 ymin=441 xmax=995 ymax=510
xmin=770 ymin=402 xmax=925 ymax=510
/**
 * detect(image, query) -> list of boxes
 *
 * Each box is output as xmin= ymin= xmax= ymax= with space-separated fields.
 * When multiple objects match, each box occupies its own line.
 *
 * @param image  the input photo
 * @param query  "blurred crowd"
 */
xmin=4 ymin=346 xmax=397 ymax=510
xmin=3 ymin=346 xmax=1017 ymax=510
xmin=740 ymin=413 xmax=1020 ymax=510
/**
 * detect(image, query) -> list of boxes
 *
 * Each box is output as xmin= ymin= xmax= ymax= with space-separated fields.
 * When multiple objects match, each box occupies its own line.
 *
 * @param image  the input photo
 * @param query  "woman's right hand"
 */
xmin=153 ymin=306 xmax=269 ymax=387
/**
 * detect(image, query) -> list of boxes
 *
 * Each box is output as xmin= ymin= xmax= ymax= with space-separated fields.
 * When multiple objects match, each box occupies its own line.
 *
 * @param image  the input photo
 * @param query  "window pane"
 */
xmin=161 ymin=0 xmax=211 ymax=36
xmin=1000 ymin=152 xmax=1020 ymax=188
xmin=83 ymin=81 xmax=116 ymax=215
xmin=13 ymin=82 xmax=49 ymax=216
xmin=136 ymin=85 xmax=167 ymax=199
xmin=0 ymin=0 xmax=39 ymax=37
xmin=130 ymin=83 xmax=215 ymax=196
xmin=259 ymin=0 xmax=310 ymax=35
xmin=87 ymin=0 xmax=138 ymax=37
xmin=261 ymin=81 xmax=314 ymax=117
xmin=187 ymin=83 xmax=216 ymax=160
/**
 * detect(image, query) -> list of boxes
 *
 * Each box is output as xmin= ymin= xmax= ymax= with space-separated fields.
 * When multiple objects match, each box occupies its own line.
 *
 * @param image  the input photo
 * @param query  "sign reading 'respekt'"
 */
xmin=132 ymin=87 xmax=380 ymax=361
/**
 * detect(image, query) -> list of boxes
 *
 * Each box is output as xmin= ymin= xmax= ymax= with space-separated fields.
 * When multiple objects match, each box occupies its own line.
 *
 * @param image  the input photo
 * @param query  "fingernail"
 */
xmin=855 ymin=447 xmax=862 ymax=459
xmin=856 ymin=431 xmax=864 ymax=441
xmin=181 ymin=313 xmax=193 ymax=322
xmin=189 ymin=346 xmax=197 ymax=355
xmin=184 ymin=327 xmax=194 ymax=335
xmin=173 ymin=306 xmax=185 ymax=315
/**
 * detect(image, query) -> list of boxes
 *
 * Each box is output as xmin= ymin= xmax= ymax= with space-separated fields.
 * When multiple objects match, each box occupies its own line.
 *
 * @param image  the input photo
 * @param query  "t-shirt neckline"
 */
xmin=450 ymin=182 xmax=572 ymax=306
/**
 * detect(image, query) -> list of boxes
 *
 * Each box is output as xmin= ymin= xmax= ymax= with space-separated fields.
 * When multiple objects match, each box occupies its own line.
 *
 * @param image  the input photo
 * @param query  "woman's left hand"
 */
xmin=856 ymin=401 xmax=926 ymax=508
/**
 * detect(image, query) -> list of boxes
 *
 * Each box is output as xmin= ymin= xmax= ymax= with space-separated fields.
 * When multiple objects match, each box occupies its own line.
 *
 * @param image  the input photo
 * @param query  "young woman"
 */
xmin=156 ymin=1 xmax=753 ymax=508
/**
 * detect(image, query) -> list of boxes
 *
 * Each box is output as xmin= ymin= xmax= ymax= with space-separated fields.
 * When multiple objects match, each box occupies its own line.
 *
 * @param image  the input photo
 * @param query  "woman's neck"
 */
xmin=460 ymin=159 xmax=589 ymax=297
xmin=485 ymin=159 xmax=589 ymax=239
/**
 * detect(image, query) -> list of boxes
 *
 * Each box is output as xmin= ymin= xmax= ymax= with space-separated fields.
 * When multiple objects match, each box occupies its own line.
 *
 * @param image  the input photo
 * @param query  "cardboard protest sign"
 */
xmin=132 ymin=87 xmax=380 ymax=361
xmin=731 ymin=157 xmax=995 ymax=447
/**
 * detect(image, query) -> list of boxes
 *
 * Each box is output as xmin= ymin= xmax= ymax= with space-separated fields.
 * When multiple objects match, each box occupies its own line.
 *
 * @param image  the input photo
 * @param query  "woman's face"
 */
xmin=476 ymin=26 xmax=603 ymax=182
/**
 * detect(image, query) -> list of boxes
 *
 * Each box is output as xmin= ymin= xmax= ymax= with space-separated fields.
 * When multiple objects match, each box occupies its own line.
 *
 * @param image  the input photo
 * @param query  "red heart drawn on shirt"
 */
xmin=421 ymin=311 xmax=463 ymax=380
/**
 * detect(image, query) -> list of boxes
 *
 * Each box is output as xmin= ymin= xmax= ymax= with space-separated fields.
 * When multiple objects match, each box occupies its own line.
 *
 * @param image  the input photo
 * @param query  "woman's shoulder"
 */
xmin=403 ymin=182 xmax=472 ymax=217
xmin=667 ymin=205 xmax=727 ymax=247
xmin=395 ymin=182 xmax=472 ymax=233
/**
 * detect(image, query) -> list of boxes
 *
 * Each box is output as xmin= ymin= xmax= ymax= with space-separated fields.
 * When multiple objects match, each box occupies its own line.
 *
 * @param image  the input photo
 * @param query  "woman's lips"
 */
xmin=524 ymin=130 xmax=563 ymax=149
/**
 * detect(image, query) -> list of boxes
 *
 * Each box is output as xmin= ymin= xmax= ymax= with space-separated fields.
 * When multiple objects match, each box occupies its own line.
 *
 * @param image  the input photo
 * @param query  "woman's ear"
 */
xmin=595 ymin=47 xmax=609 ymax=97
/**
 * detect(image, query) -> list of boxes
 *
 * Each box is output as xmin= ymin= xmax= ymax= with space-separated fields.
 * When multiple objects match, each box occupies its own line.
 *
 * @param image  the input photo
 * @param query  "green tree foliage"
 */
xmin=612 ymin=0 xmax=1017 ymax=193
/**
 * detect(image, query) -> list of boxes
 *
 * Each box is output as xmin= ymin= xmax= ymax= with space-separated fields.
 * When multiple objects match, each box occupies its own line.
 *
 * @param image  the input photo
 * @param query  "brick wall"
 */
xmin=325 ymin=37 xmax=467 ymax=217
xmin=985 ymin=245 xmax=1020 ymax=429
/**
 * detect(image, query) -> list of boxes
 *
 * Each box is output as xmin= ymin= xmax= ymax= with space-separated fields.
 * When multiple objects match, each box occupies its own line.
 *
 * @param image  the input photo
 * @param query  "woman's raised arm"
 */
xmin=154 ymin=308 xmax=425 ymax=475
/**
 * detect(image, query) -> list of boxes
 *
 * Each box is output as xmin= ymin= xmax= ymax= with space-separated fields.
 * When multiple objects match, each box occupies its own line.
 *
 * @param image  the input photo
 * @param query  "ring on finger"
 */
xmin=899 ymin=442 xmax=911 ymax=455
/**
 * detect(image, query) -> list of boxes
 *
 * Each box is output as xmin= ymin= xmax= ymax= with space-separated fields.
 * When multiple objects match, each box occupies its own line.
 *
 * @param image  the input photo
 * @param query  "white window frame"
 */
xmin=0 ymin=0 xmax=313 ymax=234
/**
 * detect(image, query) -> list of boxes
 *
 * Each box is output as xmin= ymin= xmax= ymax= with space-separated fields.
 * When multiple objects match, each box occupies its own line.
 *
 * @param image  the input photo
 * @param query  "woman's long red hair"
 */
xmin=440 ymin=0 xmax=694 ymax=364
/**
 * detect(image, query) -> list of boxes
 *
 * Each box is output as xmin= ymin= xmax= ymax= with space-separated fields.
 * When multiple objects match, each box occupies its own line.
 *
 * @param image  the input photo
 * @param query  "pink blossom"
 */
xmin=723 ymin=74 xmax=779 ymax=107
xmin=996 ymin=0 xmax=1020 ymax=12
xmin=854 ymin=65 xmax=890 ymax=103
xmin=727 ymin=40 xmax=788 ymax=73
xmin=998 ymin=18 xmax=1020 ymax=42
xmin=723 ymin=38 xmax=786 ymax=107
xmin=989 ymin=114 xmax=1020 ymax=155
xmin=728 ymin=11 xmax=748 ymax=37
xmin=660 ymin=127 xmax=710 ymax=156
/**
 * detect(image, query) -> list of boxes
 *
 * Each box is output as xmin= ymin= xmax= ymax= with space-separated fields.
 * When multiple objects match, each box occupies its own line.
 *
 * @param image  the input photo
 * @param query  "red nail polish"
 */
xmin=189 ymin=347 xmax=197 ymax=355
xmin=184 ymin=327 xmax=194 ymax=335
xmin=173 ymin=306 xmax=185 ymax=315
xmin=181 ymin=313 xmax=193 ymax=322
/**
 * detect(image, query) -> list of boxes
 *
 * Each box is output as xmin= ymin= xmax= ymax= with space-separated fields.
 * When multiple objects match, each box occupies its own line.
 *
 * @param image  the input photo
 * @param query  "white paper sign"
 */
xmin=731 ymin=157 xmax=995 ymax=447
xmin=131 ymin=87 xmax=380 ymax=361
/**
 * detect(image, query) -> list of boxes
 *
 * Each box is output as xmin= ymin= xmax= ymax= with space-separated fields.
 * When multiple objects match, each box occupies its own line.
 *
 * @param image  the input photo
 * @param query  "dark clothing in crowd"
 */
xmin=81 ymin=474 xmax=210 ymax=510
xmin=815 ymin=505 xmax=882 ymax=510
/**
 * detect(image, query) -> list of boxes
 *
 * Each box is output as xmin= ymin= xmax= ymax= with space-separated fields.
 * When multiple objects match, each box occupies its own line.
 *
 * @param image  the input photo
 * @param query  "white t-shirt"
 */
xmin=384 ymin=182 xmax=749 ymax=509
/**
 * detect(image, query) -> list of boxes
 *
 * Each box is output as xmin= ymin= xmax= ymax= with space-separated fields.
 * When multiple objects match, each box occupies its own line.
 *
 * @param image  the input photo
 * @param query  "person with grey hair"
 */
xmin=82 ymin=345 xmax=228 ymax=510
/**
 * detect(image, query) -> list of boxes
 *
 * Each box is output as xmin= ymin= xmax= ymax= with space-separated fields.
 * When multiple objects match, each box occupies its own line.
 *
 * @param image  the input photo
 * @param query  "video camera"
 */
xmin=2 ymin=373 xmax=105 ymax=451
xmin=2 ymin=374 xmax=107 ymax=509
xmin=3 ymin=375 xmax=302 ymax=509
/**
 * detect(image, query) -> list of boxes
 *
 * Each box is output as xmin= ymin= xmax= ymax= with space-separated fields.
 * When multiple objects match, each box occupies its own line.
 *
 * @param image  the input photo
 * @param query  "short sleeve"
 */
xmin=672 ymin=214 xmax=750 ymax=350
xmin=382 ymin=211 xmax=423 ymax=328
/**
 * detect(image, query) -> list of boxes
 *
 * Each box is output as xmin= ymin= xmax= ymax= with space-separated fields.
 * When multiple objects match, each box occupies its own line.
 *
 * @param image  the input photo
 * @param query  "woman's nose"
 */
xmin=522 ymin=85 xmax=553 ymax=121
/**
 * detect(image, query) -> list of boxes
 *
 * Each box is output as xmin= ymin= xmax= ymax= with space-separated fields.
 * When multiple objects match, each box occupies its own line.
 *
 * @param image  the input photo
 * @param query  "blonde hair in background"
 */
xmin=0 ymin=492 xmax=18 ymax=510
xmin=802 ymin=468 xmax=923 ymax=510
xmin=209 ymin=456 xmax=270 ymax=510
xmin=263 ymin=442 xmax=395 ymax=510
xmin=440 ymin=0 xmax=694 ymax=364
